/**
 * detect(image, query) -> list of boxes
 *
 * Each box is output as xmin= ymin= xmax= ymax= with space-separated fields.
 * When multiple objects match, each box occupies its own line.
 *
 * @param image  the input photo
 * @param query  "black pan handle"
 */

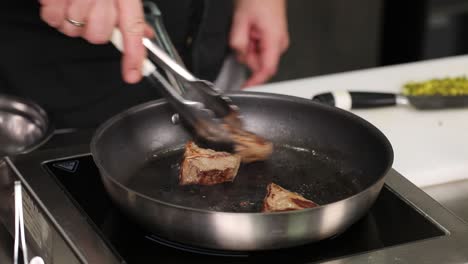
xmin=312 ymin=91 xmax=398 ymax=109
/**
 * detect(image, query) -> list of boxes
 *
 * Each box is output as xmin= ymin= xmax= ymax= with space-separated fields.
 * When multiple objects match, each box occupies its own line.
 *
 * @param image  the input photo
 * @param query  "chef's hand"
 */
xmin=230 ymin=0 xmax=290 ymax=88
xmin=39 ymin=0 xmax=153 ymax=84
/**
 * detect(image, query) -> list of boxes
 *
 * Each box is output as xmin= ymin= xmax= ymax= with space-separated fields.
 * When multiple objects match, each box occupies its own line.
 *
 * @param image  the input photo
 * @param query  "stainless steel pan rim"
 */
xmin=0 ymin=93 xmax=54 ymax=157
xmin=90 ymin=91 xmax=394 ymax=216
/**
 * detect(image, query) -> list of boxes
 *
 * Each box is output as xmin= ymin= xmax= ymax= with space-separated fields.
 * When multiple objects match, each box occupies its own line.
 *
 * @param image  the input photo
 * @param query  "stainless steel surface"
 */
xmin=139 ymin=21 xmax=244 ymax=134
xmin=143 ymin=1 xmax=244 ymax=135
xmin=143 ymin=1 xmax=187 ymax=95
xmin=90 ymin=92 xmax=394 ymax=251
xmin=213 ymin=54 xmax=246 ymax=92
xmin=0 ymin=94 xmax=53 ymax=157
xmin=0 ymin=222 xmax=13 ymax=264
xmin=0 ymin=131 xmax=467 ymax=263
xmin=144 ymin=1 xmax=245 ymax=93
xmin=425 ymin=179 xmax=468 ymax=223
xmin=142 ymin=35 xmax=243 ymax=128
xmin=142 ymin=35 xmax=196 ymax=83
xmin=0 ymin=152 xmax=115 ymax=263
xmin=3 ymin=130 xmax=468 ymax=263
xmin=0 ymin=160 xmax=15 ymax=264
xmin=325 ymin=174 xmax=468 ymax=264
xmin=146 ymin=69 xmax=241 ymax=143
xmin=110 ymin=28 xmax=243 ymax=144
xmin=0 ymin=132 xmax=105 ymax=264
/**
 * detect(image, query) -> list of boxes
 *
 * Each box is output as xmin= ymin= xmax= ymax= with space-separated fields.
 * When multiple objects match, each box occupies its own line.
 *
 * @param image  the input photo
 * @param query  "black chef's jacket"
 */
xmin=0 ymin=0 xmax=233 ymax=129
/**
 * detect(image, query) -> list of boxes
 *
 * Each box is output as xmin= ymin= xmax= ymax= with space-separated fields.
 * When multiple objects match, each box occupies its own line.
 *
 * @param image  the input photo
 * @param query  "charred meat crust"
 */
xmin=180 ymin=167 xmax=237 ymax=185
xmin=290 ymin=198 xmax=317 ymax=208
xmin=262 ymin=183 xmax=318 ymax=212
xmin=179 ymin=141 xmax=241 ymax=186
xmin=223 ymin=125 xmax=274 ymax=163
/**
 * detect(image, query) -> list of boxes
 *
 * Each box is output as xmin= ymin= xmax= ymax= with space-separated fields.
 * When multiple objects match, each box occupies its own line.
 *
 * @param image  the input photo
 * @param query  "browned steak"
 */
xmin=224 ymin=126 xmax=273 ymax=163
xmin=262 ymin=183 xmax=318 ymax=212
xmin=179 ymin=141 xmax=241 ymax=185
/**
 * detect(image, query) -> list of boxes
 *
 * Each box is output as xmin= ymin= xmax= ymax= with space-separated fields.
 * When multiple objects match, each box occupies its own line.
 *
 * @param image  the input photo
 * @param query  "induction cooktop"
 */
xmin=42 ymin=154 xmax=443 ymax=263
xmin=1 ymin=131 xmax=468 ymax=264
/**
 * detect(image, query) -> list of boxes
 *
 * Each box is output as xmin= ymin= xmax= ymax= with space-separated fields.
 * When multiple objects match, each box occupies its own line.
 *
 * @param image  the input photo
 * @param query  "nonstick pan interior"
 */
xmin=93 ymin=92 xmax=393 ymax=214
xmin=127 ymin=143 xmax=363 ymax=213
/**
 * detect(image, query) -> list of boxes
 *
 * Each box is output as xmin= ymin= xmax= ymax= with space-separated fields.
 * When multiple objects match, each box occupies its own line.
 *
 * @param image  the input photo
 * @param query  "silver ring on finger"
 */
xmin=66 ymin=18 xmax=86 ymax=27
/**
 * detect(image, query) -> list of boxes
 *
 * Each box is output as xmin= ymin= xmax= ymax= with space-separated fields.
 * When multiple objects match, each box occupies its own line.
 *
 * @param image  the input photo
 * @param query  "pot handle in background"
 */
xmin=312 ymin=91 xmax=399 ymax=110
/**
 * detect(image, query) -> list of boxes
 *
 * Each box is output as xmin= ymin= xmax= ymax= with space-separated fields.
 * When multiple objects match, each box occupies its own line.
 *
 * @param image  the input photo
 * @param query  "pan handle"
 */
xmin=312 ymin=91 xmax=401 ymax=110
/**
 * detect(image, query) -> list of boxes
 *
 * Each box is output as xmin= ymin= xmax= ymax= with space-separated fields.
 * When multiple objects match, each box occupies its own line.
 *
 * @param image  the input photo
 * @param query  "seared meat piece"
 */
xmin=224 ymin=126 xmax=273 ymax=163
xmin=262 ymin=183 xmax=318 ymax=212
xmin=179 ymin=141 xmax=241 ymax=185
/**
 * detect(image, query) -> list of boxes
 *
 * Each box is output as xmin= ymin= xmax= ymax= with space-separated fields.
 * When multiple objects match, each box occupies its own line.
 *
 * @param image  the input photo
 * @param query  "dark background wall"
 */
xmin=271 ymin=0 xmax=383 ymax=82
xmin=271 ymin=0 xmax=468 ymax=83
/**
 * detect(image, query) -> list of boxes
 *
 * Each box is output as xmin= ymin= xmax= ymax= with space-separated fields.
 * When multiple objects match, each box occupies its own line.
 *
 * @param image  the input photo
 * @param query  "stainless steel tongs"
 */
xmin=110 ymin=28 xmax=243 ymax=144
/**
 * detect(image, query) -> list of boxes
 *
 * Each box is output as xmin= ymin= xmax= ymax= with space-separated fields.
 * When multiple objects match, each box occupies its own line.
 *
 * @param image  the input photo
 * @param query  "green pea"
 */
xmin=403 ymin=76 xmax=468 ymax=96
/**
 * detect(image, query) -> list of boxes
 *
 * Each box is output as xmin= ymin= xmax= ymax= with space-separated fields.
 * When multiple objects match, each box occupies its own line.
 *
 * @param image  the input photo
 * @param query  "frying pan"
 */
xmin=90 ymin=91 xmax=393 ymax=251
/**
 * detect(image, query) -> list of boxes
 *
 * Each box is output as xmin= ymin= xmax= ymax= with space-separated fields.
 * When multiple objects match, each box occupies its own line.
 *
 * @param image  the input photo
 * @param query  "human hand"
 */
xmin=39 ymin=0 xmax=154 ymax=84
xmin=229 ymin=0 xmax=290 ymax=88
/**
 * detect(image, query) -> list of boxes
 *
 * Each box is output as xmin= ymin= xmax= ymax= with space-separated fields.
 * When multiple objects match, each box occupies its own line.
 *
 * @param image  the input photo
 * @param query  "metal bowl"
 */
xmin=0 ymin=94 xmax=53 ymax=157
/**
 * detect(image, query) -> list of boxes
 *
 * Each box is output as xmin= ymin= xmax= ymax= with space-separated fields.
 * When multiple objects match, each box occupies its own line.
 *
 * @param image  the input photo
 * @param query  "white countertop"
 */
xmin=249 ymin=55 xmax=468 ymax=188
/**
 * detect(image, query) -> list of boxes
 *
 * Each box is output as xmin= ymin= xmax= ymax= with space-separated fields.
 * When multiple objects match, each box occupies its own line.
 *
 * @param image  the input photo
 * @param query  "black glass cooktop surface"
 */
xmin=43 ymin=155 xmax=445 ymax=263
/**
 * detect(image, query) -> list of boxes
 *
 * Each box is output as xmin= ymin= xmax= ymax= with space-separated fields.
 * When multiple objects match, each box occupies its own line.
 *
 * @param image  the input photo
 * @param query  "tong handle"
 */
xmin=110 ymin=28 xmax=236 ymax=117
xmin=110 ymin=29 xmax=234 ymax=143
xmin=143 ymin=2 xmax=187 ymax=94
xmin=110 ymin=29 xmax=199 ymax=91
xmin=110 ymin=29 xmax=193 ymax=111
xmin=110 ymin=29 xmax=156 ymax=78
xmin=142 ymin=38 xmax=197 ymax=83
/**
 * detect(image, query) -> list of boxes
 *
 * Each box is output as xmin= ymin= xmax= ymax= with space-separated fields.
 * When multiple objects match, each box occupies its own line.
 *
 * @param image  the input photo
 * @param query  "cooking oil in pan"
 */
xmin=126 ymin=144 xmax=363 ymax=213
